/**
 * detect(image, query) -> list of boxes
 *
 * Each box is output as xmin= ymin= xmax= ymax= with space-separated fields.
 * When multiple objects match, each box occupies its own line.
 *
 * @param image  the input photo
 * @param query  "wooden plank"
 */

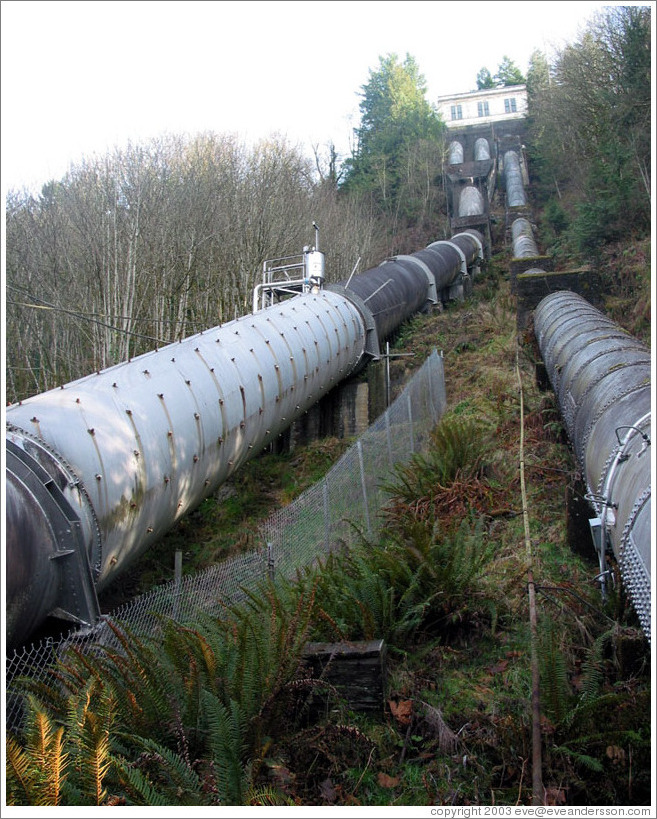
xmin=301 ymin=639 xmax=387 ymax=714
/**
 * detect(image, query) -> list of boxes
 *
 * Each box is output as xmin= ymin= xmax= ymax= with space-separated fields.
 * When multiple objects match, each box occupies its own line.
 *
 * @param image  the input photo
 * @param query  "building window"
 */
xmin=451 ymin=104 xmax=463 ymax=121
xmin=504 ymin=98 xmax=517 ymax=114
xmin=477 ymin=101 xmax=490 ymax=117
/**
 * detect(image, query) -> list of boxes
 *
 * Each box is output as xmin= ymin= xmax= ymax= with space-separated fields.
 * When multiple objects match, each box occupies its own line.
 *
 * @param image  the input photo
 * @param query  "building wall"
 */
xmin=436 ymin=85 xmax=528 ymax=129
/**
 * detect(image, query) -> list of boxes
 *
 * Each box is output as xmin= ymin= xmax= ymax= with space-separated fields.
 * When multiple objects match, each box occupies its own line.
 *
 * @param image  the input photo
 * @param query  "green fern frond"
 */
xmin=111 ymin=756 xmax=169 ymax=806
xmin=5 ymin=733 xmax=35 ymax=805
xmin=6 ymin=696 xmax=69 ymax=806
xmin=245 ymin=784 xmax=297 ymax=805
xmin=538 ymin=620 xmax=572 ymax=726
xmin=554 ymin=743 xmax=605 ymax=773
xmin=201 ymin=691 xmax=249 ymax=805
xmin=62 ymin=678 xmax=115 ymax=806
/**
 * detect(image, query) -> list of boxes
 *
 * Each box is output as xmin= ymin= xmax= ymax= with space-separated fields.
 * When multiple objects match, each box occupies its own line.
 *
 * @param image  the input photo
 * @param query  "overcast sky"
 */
xmin=2 ymin=0 xmax=616 ymax=194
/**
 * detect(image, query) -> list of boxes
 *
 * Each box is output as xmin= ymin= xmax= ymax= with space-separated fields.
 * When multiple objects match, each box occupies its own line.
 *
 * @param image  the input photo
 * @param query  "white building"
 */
xmin=436 ymin=85 xmax=528 ymax=129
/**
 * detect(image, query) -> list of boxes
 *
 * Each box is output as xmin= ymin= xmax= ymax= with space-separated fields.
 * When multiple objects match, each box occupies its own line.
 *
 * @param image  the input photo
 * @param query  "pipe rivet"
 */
xmin=31 ymin=416 xmax=39 ymax=423
xmin=88 ymin=428 xmax=95 ymax=436
xmin=147 ymin=527 xmax=154 ymax=533
xmin=193 ymin=455 xmax=199 ymax=463
xmin=76 ymin=398 xmax=81 ymax=403
xmin=186 ymin=380 xmax=191 ymax=385
xmin=194 ymin=412 xmax=200 ymax=419
xmin=112 ymin=382 xmax=118 ymax=388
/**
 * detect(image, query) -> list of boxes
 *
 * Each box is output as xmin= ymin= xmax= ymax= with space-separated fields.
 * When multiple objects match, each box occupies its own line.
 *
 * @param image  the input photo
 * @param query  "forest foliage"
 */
xmin=525 ymin=5 xmax=651 ymax=256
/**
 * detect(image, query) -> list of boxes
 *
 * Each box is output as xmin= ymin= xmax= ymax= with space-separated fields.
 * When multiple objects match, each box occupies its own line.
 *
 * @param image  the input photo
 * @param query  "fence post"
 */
xmin=173 ymin=549 xmax=182 ymax=620
xmin=357 ymin=440 xmax=372 ymax=535
xmin=267 ymin=542 xmax=275 ymax=582
xmin=323 ymin=477 xmax=330 ymax=552
xmin=427 ymin=354 xmax=436 ymax=421
xmin=385 ymin=408 xmax=394 ymax=468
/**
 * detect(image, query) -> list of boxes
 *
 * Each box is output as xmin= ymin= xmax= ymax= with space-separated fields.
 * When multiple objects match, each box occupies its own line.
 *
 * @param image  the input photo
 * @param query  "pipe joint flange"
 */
xmin=451 ymin=231 xmax=485 ymax=263
xmin=426 ymin=241 xmax=467 ymax=275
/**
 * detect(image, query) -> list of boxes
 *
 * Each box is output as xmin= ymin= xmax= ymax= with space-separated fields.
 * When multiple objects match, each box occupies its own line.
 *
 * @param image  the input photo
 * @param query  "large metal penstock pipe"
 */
xmin=334 ymin=230 xmax=483 ymax=342
xmin=5 ymin=227 xmax=484 ymax=650
xmin=511 ymin=217 xmax=539 ymax=258
xmin=5 ymin=291 xmax=367 ymax=648
xmin=534 ymin=291 xmax=651 ymax=639
xmin=504 ymin=150 xmax=526 ymax=207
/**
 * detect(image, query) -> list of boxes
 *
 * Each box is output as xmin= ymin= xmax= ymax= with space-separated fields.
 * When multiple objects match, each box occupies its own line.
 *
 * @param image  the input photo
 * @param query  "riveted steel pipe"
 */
xmin=511 ymin=217 xmax=539 ymax=258
xmin=6 ymin=291 xmax=367 ymax=647
xmin=5 ymin=227 xmax=484 ymax=649
xmin=504 ymin=150 xmax=526 ymax=207
xmin=534 ymin=291 xmax=651 ymax=639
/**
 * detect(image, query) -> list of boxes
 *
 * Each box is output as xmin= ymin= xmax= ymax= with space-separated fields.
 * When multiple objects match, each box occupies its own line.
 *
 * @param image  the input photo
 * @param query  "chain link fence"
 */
xmin=5 ymin=349 xmax=446 ymax=730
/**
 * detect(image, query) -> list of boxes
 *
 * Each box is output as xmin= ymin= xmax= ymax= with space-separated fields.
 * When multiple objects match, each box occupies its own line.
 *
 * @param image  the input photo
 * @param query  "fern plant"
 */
xmin=382 ymin=414 xmax=492 ymax=505
xmin=6 ymin=696 xmax=68 ymax=806
xmin=5 ymin=681 xmax=118 ymax=807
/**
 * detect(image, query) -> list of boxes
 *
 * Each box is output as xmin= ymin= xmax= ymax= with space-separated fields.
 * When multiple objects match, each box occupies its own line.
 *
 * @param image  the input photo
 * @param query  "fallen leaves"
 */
xmin=388 ymin=698 xmax=413 ymax=726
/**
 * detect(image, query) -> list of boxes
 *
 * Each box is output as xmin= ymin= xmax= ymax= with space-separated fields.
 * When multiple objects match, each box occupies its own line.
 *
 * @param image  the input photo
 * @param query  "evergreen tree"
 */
xmin=476 ymin=67 xmax=495 ymax=90
xmin=495 ymin=55 xmax=526 ymax=86
xmin=341 ymin=53 xmax=445 ymax=228
xmin=526 ymin=49 xmax=550 ymax=101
